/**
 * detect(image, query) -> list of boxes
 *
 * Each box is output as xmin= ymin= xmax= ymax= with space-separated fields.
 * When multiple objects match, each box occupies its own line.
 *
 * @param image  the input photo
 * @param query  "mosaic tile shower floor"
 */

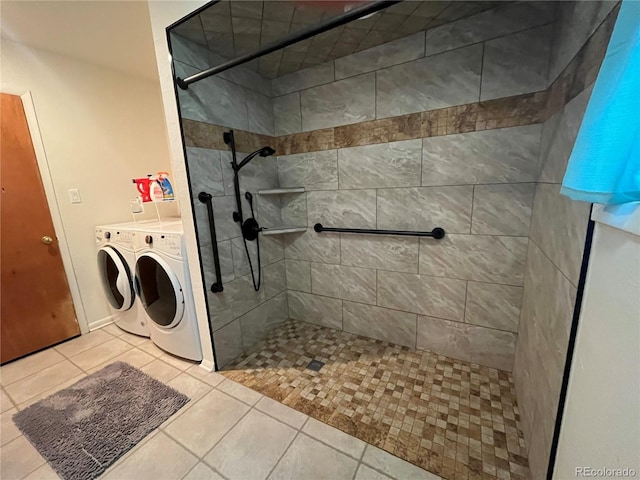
xmin=222 ymin=319 xmax=530 ymax=480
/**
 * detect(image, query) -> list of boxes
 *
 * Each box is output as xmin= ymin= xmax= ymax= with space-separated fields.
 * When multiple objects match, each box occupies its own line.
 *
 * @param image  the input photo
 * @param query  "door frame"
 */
xmin=2 ymin=87 xmax=89 ymax=334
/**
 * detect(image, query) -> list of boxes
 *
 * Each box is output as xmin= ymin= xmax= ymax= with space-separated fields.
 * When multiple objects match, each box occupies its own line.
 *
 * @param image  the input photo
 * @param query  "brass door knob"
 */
xmin=41 ymin=235 xmax=53 ymax=245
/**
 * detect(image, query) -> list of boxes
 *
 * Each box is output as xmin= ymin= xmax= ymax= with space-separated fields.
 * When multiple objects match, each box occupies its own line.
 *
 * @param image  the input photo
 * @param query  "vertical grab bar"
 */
xmin=198 ymin=192 xmax=224 ymax=293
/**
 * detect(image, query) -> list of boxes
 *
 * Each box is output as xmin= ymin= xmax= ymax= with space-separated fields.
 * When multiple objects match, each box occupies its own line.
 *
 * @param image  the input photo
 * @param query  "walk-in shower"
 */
xmin=169 ymin=1 xmax=619 ymax=478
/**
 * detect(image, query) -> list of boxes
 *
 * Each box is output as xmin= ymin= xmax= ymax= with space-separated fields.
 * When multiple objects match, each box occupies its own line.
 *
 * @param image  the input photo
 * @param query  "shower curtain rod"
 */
xmin=176 ymin=0 xmax=403 ymax=90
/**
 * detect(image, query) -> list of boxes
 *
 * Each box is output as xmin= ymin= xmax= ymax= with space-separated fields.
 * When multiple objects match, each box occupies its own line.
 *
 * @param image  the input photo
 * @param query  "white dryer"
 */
xmin=95 ymin=223 xmax=149 ymax=337
xmin=134 ymin=222 xmax=202 ymax=361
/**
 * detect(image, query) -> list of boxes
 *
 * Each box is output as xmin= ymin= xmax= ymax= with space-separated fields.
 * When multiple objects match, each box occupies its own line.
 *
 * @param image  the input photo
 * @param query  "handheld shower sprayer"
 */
xmin=223 ymin=130 xmax=275 ymax=291
xmin=235 ymin=147 xmax=275 ymax=171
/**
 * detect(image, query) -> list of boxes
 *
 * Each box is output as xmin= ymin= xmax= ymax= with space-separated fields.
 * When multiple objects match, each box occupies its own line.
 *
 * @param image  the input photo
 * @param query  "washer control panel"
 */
xmin=116 ymin=230 xmax=135 ymax=248
xmin=150 ymin=233 xmax=182 ymax=256
xmin=95 ymin=228 xmax=134 ymax=248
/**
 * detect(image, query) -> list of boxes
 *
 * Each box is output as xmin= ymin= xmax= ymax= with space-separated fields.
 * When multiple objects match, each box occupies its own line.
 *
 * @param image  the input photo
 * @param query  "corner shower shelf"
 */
xmin=261 ymin=226 xmax=307 ymax=236
xmin=257 ymin=187 xmax=305 ymax=195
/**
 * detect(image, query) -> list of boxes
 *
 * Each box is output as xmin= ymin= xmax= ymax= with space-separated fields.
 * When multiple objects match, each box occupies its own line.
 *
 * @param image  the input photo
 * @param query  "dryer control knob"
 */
xmin=104 ymin=232 xmax=111 ymax=239
xmin=145 ymin=235 xmax=153 ymax=244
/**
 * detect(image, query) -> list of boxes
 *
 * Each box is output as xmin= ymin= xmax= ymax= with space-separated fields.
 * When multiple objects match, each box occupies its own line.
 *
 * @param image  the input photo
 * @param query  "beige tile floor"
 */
xmin=0 ymin=325 xmax=440 ymax=480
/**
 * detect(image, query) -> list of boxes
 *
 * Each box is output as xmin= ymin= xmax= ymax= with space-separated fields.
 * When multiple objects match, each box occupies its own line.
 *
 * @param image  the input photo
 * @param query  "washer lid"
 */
xmin=135 ymin=252 xmax=184 ymax=329
xmin=97 ymin=246 xmax=134 ymax=312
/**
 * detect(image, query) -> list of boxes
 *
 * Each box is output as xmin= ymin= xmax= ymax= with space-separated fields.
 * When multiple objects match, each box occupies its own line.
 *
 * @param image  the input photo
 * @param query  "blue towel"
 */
xmin=561 ymin=0 xmax=640 ymax=205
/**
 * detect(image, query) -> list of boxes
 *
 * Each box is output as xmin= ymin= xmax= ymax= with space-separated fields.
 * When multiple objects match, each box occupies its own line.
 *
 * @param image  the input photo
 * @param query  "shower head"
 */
xmin=260 ymin=147 xmax=275 ymax=157
xmin=235 ymin=146 xmax=275 ymax=171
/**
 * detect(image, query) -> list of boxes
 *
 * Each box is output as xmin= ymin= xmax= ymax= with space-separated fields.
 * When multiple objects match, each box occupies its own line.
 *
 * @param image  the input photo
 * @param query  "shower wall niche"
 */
xmin=170 ymin=1 xmax=618 ymax=476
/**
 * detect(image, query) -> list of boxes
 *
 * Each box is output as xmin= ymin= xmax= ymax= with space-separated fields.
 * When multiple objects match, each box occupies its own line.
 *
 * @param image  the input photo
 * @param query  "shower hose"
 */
xmin=243 ymin=196 xmax=261 ymax=291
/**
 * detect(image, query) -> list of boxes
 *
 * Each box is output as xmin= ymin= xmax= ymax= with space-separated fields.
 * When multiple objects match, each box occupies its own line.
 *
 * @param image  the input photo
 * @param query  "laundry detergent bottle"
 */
xmin=150 ymin=176 xmax=164 ymax=202
xmin=156 ymin=172 xmax=175 ymax=201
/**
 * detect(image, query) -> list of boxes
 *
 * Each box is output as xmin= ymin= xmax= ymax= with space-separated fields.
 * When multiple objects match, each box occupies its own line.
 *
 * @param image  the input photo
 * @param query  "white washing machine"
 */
xmin=95 ymin=222 xmax=149 ymax=337
xmin=134 ymin=222 xmax=202 ymax=361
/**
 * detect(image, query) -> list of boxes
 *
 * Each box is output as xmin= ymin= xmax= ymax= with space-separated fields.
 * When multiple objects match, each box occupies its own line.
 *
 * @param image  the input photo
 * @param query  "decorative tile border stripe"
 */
xmin=184 ymin=91 xmax=549 ymax=155
xmin=183 ymin=119 xmax=274 ymax=153
xmin=333 ymin=113 xmax=422 ymax=150
xmin=276 ymin=127 xmax=335 ymax=156
xmin=183 ymin=4 xmax=618 ymax=157
xmin=420 ymin=92 xmax=549 ymax=138
xmin=276 ymin=90 xmax=553 ymax=154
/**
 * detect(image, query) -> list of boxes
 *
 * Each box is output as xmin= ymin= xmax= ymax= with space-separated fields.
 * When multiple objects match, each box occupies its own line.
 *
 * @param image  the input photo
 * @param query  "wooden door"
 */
xmin=1 ymin=93 xmax=80 ymax=364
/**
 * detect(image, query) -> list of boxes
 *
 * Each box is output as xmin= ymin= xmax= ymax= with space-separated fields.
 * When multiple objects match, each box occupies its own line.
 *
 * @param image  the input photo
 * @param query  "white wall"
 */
xmin=1 ymin=39 xmax=177 ymax=329
xmin=147 ymin=0 xmax=215 ymax=370
xmin=554 ymin=207 xmax=640 ymax=478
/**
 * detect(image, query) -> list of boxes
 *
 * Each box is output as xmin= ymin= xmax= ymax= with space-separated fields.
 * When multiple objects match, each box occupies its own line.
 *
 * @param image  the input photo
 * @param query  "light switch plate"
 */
xmin=68 ymin=189 xmax=81 ymax=204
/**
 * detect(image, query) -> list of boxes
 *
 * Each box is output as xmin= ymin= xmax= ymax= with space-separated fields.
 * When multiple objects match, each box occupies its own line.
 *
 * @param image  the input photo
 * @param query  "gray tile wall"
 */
xmin=279 ymin=122 xmax=541 ymax=370
xmin=277 ymin=150 xmax=338 ymax=190
xmin=173 ymin=35 xmax=274 ymax=135
xmin=273 ymin=93 xmax=301 ymax=136
xmin=300 ymin=74 xmax=376 ymax=130
xmin=514 ymin=69 xmax=597 ymax=480
xmin=548 ymin=1 xmax=618 ymax=82
xmin=334 ymin=32 xmax=425 ymax=80
xmin=338 ymin=140 xmax=422 ymax=189
xmin=307 ymin=190 xmax=377 ymax=229
xmin=421 ymin=125 xmax=543 ymax=186
xmin=377 ymin=186 xmax=473 ymax=234
xmin=416 ymin=316 xmax=517 ymax=371
xmin=272 ymin=2 xmax=558 ymax=372
xmin=269 ymin=1 xmax=555 ymax=131
xmin=424 ymin=2 xmax=555 ymax=56
xmin=175 ymin=37 xmax=286 ymax=369
xmin=376 ymin=44 xmax=483 ymax=117
xmin=480 ymin=25 xmax=553 ymax=101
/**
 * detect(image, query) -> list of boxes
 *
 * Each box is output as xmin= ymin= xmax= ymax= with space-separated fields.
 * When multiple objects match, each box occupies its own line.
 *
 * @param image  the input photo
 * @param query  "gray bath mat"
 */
xmin=13 ymin=361 xmax=189 ymax=480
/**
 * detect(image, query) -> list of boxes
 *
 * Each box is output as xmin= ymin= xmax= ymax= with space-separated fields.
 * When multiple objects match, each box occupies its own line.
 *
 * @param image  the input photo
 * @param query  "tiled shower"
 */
xmin=170 ymin=1 xmax=619 ymax=478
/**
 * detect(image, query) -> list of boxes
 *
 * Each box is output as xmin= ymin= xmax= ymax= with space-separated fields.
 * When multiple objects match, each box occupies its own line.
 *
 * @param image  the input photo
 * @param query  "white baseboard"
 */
xmin=199 ymin=358 xmax=215 ymax=372
xmin=88 ymin=315 xmax=117 ymax=331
